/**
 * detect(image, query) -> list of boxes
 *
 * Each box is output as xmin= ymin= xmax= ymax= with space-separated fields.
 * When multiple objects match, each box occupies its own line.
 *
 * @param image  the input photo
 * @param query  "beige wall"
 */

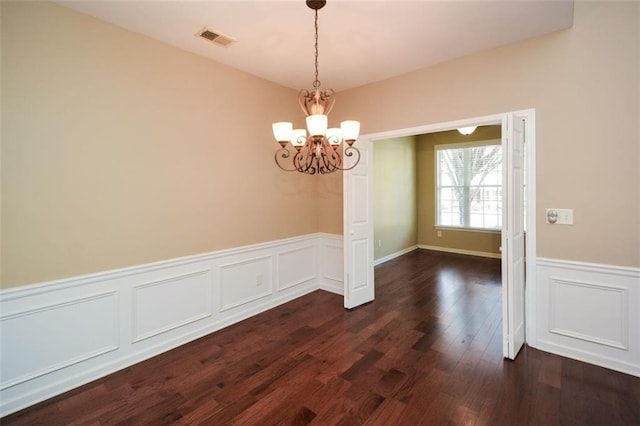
xmin=2 ymin=1 xmax=639 ymax=289
xmin=315 ymin=169 xmax=343 ymax=235
xmin=373 ymin=136 xmax=417 ymax=260
xmin=416 ymin=127 xmax=502 ymax=255
xmin=0 ymin=1 xmax=319 ymax=288
xmin=334 ymin=1 xmax=640 ymax=267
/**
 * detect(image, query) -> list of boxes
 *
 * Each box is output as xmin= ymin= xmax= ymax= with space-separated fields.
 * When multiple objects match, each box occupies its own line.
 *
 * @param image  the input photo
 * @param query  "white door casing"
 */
xmin=343 ymin=111 xmax=536 ymax=353
xmin=502 ymin=113 xmax=526 ymax=359
xmin=343 ymin=138 xmax=375 ymax=309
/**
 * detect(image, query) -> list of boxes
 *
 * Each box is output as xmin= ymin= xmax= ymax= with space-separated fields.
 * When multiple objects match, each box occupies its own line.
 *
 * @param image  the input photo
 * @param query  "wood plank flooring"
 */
xmin=3 ymin=249 xmax=639 ymax=425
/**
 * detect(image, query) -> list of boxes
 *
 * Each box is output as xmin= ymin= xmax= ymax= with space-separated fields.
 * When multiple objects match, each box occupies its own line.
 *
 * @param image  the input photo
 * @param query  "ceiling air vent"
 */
xmin=196 ymin=28 xmax=236 ymax=47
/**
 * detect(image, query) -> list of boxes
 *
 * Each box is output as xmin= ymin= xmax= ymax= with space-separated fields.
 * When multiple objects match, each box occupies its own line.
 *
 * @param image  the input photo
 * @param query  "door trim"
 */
xmin=343 ymin=110 xmax=537 ymax=348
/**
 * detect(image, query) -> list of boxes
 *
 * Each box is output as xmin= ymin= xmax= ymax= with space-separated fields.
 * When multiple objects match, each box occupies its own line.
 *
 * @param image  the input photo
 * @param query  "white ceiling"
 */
xmin=55 ymin=0 xmax=574 ymax=92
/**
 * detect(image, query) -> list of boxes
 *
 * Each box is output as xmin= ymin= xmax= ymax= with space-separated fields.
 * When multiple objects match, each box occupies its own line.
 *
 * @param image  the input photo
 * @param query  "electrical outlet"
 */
xmin=557 ymin=209 xmax=574 ymax=224
xmin=256 ymin=274 xmax=263 ymax=286
xmin=437 ymin=230 xmax=442 ymax=237
xmin=378 ymin=240 xmax=381 ymax=248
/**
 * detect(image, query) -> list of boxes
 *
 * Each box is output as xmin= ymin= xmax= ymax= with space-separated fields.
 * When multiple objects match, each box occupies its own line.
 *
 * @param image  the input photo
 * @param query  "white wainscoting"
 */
xmin=317 ymin=233 xmax=344 ymax=295
xmin=0 ymin=233 xmax=344 ymax=417
xmin=220 ymin=256 xmax=273 ymax=311
xmin=277 ymin=244 xmax=317 ymax=292
xmin=132 ymin=269 xmax=212 ymax=342
xmin=536 ymin=258 xmax=640 ymax=377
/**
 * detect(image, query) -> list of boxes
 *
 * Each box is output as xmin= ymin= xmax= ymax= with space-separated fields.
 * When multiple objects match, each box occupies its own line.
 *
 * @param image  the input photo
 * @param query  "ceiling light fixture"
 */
xmin=272 ymin=0 xmax=360 ymax=175
xmin=457 ymin=126 xmax=478 ymax=135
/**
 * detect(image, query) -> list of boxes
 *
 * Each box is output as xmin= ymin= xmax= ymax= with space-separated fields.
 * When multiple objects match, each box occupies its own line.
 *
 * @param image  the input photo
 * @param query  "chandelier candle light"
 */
xmin=272 ymin=0 xmax=361 ymax=175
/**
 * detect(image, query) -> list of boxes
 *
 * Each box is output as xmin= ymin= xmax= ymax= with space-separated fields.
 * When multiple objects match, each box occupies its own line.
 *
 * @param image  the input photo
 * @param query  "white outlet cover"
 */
xmin=547 ymin=208 xmax=574 ymax=225
xmin=556 ymin=209 xmax=574 ymax=224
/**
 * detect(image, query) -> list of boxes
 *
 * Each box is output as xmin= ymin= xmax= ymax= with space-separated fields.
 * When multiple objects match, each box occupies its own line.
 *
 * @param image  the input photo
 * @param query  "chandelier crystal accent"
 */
xmin=272 ymin=0 xmax=360 ymax=175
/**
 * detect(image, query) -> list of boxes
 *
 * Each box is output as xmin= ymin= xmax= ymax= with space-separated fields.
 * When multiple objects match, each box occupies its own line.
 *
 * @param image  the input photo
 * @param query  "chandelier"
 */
xmin=272 ymin=0 xmax=361 ymax=175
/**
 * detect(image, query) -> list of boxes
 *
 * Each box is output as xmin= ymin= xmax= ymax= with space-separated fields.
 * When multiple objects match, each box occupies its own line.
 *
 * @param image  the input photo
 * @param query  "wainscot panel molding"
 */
xmin=0 ymin=233 xmax=344 ymax=417
xmin=132 ymin=269 xmax=212 ymax=343
xmin=0 ymin=291 xmax=119 ymax=390
xmin=318 ymin=233 xmax=344 ymax=295
xmin=277 ymin=244 xmax=317 ymax=291
xmin=220 ymin=256 xmax=273 ymax=311
xmin=536 ymin=258 xmax=640 ymax=377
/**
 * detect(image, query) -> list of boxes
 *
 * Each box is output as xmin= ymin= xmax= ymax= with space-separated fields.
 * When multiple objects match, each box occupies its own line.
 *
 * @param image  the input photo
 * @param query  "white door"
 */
xmin=343 ymin=138 xmax=375 ymax=309
xmin=502 ymin=113 xmax=526 ymax=359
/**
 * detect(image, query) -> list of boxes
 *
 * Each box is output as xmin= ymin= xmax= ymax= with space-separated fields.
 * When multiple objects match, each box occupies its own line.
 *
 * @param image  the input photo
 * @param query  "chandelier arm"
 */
xmin=319 ymin=138 xmax=340 ymax=173
xmin=293 ymin=151 xmax=303 ymax=173
xmin=341 ymin=146 xmax=361 ymax=171
xmin=331 ymin=146 xmax=361 ymax=172
xmin=294 ymin=141 xmax=318 ymax=175
xmin=316 ymin=152 xmax=330 ymax=175
xmin=321 ymin=150 xmax=337 ymax=174
xmin=303 ymin=141 xmax=317 ymax=173
xmin=274 ymin=148 xmax=299 ymax=172
xmin=321 ymin=154 xmax=337 ymax=174
xmin=302 ymin=154 xmax=318 ymax=175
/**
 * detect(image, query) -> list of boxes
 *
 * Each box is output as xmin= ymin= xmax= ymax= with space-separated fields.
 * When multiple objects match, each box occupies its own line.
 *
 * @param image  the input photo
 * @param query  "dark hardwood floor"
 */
xmin=3 ymin=249 xmax=639 ymax=425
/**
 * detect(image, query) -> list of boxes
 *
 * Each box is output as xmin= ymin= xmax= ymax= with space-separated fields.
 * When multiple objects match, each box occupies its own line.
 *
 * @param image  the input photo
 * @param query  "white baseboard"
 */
xmin=536 ymin=339 xmax=640 ymax=377
xmin=418 ymin=244 xmax=501 ymax=259
xmin=0 ymin=233 xmax=344 ymax=417
xmin=535 ymin=258 xmax=640 ymax=377
xmin=374 ymin=245 xmax=419 ymax=266
xmin=318 ymin=282 xmax=344 ymax=295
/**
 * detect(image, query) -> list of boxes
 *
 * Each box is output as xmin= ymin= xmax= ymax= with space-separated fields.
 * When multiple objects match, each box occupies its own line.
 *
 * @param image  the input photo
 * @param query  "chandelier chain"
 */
xmin=313 ymin=8 xmax=320 ymax=89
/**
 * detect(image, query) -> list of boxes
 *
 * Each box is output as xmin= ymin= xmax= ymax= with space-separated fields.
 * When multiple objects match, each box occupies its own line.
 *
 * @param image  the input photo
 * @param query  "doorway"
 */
xmin=343 ymin=110 xmax=537 ymax=360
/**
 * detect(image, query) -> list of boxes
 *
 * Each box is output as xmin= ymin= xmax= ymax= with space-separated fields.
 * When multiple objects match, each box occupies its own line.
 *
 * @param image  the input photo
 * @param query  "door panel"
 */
xmin=343 ymin=138 xmax=375 ymax=309
xmin=351 ymin=239 xmax=369 ymax=290
xmin=502 ymin=114 xmax=526 ymax=359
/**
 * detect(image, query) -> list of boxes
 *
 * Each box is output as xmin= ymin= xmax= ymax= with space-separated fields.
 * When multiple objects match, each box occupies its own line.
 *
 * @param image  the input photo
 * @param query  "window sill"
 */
xmin=435 ymin=226 xmax=501 ymax=234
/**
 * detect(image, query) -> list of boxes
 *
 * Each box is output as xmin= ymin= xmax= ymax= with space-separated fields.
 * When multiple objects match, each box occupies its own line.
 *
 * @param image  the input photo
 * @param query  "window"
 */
xmin=436 ymin=141 xmax=502 ymax=230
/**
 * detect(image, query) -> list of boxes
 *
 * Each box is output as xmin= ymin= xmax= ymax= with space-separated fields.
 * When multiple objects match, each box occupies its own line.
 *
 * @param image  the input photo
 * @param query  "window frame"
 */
xmin=434 ymin=139 xmax=503 ymax=233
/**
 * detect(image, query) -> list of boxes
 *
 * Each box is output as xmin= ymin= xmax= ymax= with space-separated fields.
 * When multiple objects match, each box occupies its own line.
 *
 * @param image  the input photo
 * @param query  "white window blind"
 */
xmin=436 ymin=141 xmax=502 ymax=230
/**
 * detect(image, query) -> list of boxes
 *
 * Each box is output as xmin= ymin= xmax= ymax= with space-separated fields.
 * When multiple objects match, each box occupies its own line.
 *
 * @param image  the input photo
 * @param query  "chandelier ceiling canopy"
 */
xmin=272 ymin=0 xmax=360 ymax=175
